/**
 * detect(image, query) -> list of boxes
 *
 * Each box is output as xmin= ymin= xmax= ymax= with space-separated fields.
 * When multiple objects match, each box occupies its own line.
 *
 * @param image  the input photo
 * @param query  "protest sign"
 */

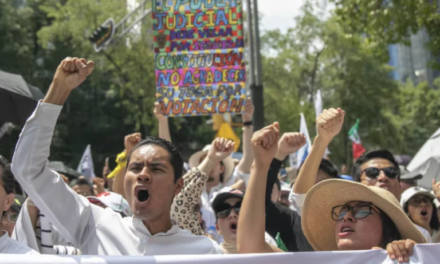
xmin=152 ymin=0 xmax=246 ymax=117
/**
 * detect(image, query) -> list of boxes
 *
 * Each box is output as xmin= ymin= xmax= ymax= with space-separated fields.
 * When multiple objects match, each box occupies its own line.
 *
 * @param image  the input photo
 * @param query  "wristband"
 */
xmin=243 ymin=121 xmax=253 ymax=127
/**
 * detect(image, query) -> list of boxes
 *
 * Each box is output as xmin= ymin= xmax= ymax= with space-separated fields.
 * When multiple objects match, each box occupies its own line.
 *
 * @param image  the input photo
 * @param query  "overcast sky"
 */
xmin=257 ymin=0 xmax=305 ymax=32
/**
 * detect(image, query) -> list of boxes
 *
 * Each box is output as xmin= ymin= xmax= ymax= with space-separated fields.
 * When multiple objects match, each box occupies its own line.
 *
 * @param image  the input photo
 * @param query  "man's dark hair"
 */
xmin=352 ymin=150 xmax=400 ymax=182
xmin=298 ymin=159 xmax=339 ymax=179
xmin=379 ymin=209 xmax=402 ymax=248
xmin=69 ymin=178 xmax=93 ymax=194
xmin=127 ymin=136 xmax=183 ymax=182
xmin=404 ymin=202 xmax=440 ymax=231
xmin=0 ymin=155 xmax=15 ymax=194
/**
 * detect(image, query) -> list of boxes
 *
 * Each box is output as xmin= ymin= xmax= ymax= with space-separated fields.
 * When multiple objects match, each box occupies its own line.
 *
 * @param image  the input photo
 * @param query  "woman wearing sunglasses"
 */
xmin=212 ymin=188 xmax=276 ymax=254
xmin=301 ymin=179 xmax=427 ymax=263
xmin=401 ymin=187 xmax=439 ymax=242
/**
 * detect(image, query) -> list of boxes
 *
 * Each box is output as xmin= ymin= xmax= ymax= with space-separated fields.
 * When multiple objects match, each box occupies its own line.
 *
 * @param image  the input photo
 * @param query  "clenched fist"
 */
xmin=207 ymin=137 xmax=235 ymax=163
xmin=125 ymin=132 xmax=142 ymax=155
xmin=316 ymin=108 xmax=345 ymax=143
xmin=53 ymin=57 xmax=94 ymax=90
xmin=276 ymin=132 xmax=306 ymax=160
xmin=251 ymin=122 xmax=280 ymax=166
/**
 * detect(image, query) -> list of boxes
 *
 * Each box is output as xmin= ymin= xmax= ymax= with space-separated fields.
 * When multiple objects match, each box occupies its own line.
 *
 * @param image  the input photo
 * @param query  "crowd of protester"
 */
xmin=0 ymin=57 xmax=439 ymax=262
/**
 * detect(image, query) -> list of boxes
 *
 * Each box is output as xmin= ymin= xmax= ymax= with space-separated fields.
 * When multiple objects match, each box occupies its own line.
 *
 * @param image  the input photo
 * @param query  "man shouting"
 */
xmin=11 ymin=57 xmax=222 ymax=255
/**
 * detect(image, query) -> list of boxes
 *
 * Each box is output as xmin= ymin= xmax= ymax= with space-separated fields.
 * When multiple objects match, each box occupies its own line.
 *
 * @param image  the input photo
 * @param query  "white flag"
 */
xmin=314 ymin=90 xmax=323 ymax=119
xmin=289 ymin=113 xmax=312 ymax=169
xmin=77 ymin=145 xmax=95 ymax=179
xmin=314 ymin=90 xmax=330 ymax=158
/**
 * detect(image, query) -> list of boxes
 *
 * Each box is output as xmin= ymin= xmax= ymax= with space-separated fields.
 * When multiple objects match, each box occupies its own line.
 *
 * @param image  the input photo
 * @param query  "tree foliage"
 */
xmin=330 ymin=0 xmax=440 ymax=68
xmin=260 ymin=2 xmax=438 ymax=168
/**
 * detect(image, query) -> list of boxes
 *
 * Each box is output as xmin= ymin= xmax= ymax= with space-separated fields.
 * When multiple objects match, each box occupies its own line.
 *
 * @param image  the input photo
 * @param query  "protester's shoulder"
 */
xmin=2 ymin=236 xmax=39 ymax=255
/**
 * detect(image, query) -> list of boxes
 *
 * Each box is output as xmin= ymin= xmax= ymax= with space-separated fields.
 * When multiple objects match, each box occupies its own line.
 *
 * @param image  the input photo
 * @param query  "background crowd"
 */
xmin=1 ymin=0 xmax=440 ymax=263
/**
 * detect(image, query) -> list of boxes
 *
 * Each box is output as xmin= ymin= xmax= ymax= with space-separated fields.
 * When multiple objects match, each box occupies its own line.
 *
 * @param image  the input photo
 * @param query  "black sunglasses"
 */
xmin=215 ymin=202 xmax=241 ymax=219
xmin=361 ymin=167 xmax=399 ymax=179
xmin=332 ymin=202 xmax=381 ymax=221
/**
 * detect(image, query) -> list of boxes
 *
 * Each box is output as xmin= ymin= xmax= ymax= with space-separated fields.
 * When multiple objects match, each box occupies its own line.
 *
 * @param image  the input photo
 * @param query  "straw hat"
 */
xmin=301 ymin=179 xmax=426 ymax=251
xmin=189 ymin=145 xmax=234 ymax=184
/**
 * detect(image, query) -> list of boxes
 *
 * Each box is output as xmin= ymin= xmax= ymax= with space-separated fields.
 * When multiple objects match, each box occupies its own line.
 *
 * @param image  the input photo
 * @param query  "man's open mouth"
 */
xmin=421 ymin=210 xmax=428 ymax=216
xmin=135 ymin=186 xmax=150 ymax=203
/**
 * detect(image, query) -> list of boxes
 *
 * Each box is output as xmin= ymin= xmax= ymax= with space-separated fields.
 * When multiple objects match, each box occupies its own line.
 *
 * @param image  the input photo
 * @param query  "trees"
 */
xmin=260 ymin=3 xmax=399 ymax=167
xmin=0 ymin=0 xmax=214 ymax=171
xmin=330 ymin=0 xmax=440 ymax=68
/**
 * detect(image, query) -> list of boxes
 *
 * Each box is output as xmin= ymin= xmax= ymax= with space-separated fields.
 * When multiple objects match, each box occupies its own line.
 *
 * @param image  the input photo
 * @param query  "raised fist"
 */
xmin=53 ymin=57 xmax=94 ymax=90
xmin=251 ymin=122 xmax=280 ymax=166
xmin=316 ymin=108 xmax=345 ymax=142
xmin=154 ymin=102 xmax=167 ymax=121
xmin=207 ymin=137 xmax=235 ymax=162
xmin=124 ymin=132 xmax=142 ymax=155
xmin=276 ymin=132 xmax=306 ymax=160
xmin=242 ymin=98 xmax=254 ymax=122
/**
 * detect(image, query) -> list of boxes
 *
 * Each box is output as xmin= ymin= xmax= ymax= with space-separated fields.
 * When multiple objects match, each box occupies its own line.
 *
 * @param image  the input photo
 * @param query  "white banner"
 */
xmin=1 ymin=244 xmax=439 ymax=264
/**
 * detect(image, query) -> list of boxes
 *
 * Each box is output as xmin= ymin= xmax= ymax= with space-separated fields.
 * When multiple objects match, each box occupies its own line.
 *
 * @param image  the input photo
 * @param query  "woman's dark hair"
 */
xmin=0 ymin=155 xmax=15 ymax=194
xmin=379 ymin=208 xmax=402 ymax=248
xmin=298 ymin=159 xmax=339 ymax=178
xmin=127 ymin=136 xmax=183 ymax=182
xmin=404 ymin=200 xmax=440 ymax=231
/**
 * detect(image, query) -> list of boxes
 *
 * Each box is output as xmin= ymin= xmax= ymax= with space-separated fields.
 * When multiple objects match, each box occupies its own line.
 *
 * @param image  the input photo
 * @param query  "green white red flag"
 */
xmin=348 ymin=119 xmax=366 ymax=159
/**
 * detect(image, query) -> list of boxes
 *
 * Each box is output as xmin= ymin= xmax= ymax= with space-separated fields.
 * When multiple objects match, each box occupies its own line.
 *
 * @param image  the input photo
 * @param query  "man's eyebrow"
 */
xmin=128 ymin=161 xmax=143 ymax=167
xmin=147 ymin=162 xmax=168 ymax=168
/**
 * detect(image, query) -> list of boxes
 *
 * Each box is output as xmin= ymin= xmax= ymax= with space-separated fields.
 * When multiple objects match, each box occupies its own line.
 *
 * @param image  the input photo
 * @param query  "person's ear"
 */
xmin=2 ymin=193 xmax=14 ymax=212
xmin=173 ymin=177 xmax=184 ymax=196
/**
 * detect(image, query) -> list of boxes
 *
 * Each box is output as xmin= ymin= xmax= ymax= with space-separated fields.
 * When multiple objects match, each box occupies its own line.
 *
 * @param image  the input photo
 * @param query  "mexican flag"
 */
xmin=348 ymin=119 xmax=366 ymax=159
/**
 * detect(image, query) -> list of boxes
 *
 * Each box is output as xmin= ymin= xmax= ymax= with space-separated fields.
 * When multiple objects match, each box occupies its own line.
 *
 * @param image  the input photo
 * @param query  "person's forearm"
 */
xmin=171 ymin=168 xmax=207 ymax=235
xmin=237 ymin=126 xmax=254 ymax=174
xmin=238 ymin=162 xmax=276 ymax=253
xmin=42 ymin=81 xmax=70 ymax=105
xmin=112 ymin=166 xmax=126 ymax=199
xmin=158 ymin=118 xmax=171 ymax=142
xmin=265 ymin=159 xmax=283 ymax=202
xmin=197 ymin=156 xmax=217 ymax=175
xmin=293 ymin=136 xmax=330 ymax=194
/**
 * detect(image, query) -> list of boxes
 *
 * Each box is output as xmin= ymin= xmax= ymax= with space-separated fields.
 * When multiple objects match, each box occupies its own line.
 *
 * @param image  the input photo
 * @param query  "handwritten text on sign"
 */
xmin=153 ymin=0 xmax=246 ymax=117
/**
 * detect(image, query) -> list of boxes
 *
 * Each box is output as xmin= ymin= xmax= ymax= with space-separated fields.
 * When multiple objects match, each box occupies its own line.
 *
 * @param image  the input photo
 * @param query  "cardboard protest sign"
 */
xmin=153 ymin=0 xmax=246 ymax=117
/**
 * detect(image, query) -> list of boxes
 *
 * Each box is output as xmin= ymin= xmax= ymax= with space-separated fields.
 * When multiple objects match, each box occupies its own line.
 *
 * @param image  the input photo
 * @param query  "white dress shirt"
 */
xmin=11 ymin=102 xmax=223 ymax=255
xmin=0 ymin=232 xmax=39 ymax=254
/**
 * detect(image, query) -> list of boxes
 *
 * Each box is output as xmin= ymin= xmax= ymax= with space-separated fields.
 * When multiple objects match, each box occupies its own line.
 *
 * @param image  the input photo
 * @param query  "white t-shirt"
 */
xmin=0 ymin=232 xmax=39 ymax=254
xmin=415 ymin=225 xmax=432 ymax=243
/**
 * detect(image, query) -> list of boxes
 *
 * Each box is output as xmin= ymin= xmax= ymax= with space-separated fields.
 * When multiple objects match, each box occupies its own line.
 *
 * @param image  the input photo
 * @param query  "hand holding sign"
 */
xmin=154 ymin=102 xmax=167 ymax=121
xmin=242 ymin=98 xmax=254 ymax=122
